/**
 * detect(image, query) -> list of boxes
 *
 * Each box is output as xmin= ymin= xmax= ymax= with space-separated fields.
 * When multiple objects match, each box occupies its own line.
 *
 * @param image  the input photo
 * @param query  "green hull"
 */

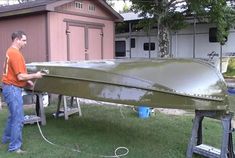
xmin=27 ymin=59 xmax=229 ymax=111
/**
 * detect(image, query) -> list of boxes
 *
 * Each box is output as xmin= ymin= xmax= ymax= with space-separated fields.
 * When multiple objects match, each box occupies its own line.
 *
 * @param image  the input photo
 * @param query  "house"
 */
xmin=0 ymin=0 xmax=123 ymax=77
xmin=115 ymin=12 xmax=235 ymax=60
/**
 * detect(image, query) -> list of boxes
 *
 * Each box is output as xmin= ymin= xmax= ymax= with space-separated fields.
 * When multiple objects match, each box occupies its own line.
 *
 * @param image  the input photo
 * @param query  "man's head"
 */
xmin=11 ymin=31 xmax=27 ymax=50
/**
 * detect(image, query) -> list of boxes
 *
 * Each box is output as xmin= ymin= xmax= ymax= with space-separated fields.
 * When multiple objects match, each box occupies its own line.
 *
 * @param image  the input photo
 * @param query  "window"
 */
xmin=143 ymin=43 xmax=155 ymax=51
xmin=115 ymin=41 xmax=126 ymax=57
xmin=75 ymin=1 xmax=83 ymax=9
xmin=209 ymin=27 xmax=227 ymax=43
xmin=131 ymin=38 xmax=135 ymax=48
xmin=209 ymin=27 xmax=218 ymax=42
xmin=88 ymin=4 xmax=95 ymax=11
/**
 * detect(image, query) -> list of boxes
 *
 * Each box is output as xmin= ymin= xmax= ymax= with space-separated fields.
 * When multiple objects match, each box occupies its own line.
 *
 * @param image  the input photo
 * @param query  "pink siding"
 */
xmin=48 ymin=9 xmax=115 ymax=61
xmin=0 ymin=25 xmax=11 ymax=78
xmin=0 ymin=0 xmax=117 ymax=75
xmin=0 ymin=14 xmax=47 ymax=77
xmin=102 ymin=21 xmax=115 ymax=59
xmin=47 ymin=0 xmax=115 ymax=61
xmin=47 ymin=12 xmax=68 ymax=60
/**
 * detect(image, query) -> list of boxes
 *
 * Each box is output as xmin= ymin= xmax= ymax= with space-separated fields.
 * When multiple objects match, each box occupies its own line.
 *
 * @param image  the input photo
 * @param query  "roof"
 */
xmin=120 ymin=12 xmax=204 ymax=25
xmin=121 ymin=12 xmax=143 ymax=21
xmin=0 ymin=0 xmax=123 ymax=22
xmin=121 ymin=12 xmax=151 ymax=21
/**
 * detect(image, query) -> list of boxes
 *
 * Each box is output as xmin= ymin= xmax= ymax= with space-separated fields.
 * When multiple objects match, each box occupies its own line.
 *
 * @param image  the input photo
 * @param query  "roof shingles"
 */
xmin=0 ymin=0 xmax=123 ymax=21
xmin=0 ymin=0 xmax=57 ymax=13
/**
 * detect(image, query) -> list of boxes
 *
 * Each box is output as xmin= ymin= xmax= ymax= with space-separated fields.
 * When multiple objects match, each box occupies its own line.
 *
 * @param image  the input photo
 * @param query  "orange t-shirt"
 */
xmin=2 ymin=47 xmax=27 ymax=87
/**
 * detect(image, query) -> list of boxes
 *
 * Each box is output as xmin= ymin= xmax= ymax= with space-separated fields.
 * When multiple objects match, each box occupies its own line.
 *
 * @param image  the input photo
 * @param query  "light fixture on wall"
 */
xmin=66 ymin=30 xmax=71 ymax=34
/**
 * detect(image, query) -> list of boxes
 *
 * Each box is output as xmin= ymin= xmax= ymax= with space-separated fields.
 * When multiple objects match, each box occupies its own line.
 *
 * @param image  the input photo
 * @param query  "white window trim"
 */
xmin=88 ymin=4 xmax=95 ymax=11
xmin=75 ymin=1 xmax=83 ymax=9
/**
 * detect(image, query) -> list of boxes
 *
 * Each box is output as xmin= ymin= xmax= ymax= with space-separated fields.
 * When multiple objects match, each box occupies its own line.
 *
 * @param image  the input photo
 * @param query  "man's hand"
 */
xmin=26 ymin=80 xmax=34 ymax=90
xmin=35 ymin=71 xmax=46 ymax=78
xmin=27 ymin=80 xmax=34 ymax=87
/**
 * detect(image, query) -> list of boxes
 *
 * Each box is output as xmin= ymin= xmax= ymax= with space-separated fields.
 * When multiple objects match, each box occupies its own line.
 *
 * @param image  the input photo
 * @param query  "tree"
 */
xmin=122 ymin=3 xmax=131 ymax=13
xmin=131 ymin=0 xmax=235 ymax=57
xmin=105 ymin=0 xmax=115 ymax=8
xmin=0 ymin=0 xmax=35 ymax=5
xmin=188 ymin=0 xmax=235 ymax=45
xmin=0 ymin=0 xmax=18 ymax=5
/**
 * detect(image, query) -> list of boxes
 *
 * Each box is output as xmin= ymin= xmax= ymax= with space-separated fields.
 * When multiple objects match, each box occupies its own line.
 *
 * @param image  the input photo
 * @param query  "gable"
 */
xmin=55 ymin=0 xmax=117 ymax=20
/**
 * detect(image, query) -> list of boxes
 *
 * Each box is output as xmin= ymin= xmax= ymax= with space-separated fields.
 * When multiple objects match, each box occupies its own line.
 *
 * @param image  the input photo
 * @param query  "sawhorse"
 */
xmin=0 ymin=96 xmax=2 ymax=110
xmin=187 ymin=110 xmax=234 ymax=158
xmin=22 ymin=91 xmax=46 ymax=125
xmin=56 ymin=95 xmax=82 ymax=120
xmin=0 ymin=86 xmax=2 ymax=110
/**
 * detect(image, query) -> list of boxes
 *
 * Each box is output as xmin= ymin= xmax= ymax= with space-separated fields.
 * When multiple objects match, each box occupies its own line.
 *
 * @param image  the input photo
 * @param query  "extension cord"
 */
xmin=36 ymin=119 xmax=129 ymax=157
xmin=33 ymin=78 xmax=129 ymax=157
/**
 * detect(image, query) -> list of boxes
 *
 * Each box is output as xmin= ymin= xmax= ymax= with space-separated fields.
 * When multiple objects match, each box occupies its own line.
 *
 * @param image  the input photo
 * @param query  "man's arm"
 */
xmin=17 ymin=71 xmax=44 ymax=81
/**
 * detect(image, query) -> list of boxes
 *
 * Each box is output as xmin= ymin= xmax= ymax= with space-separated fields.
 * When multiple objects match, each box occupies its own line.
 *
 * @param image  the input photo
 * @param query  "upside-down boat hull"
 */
xmin=27 ymin=59 xmax=229 ymax=111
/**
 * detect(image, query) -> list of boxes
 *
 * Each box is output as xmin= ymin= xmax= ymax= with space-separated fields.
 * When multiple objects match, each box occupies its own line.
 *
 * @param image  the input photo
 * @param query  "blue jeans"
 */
xmin=1 ymin=84 xmax=24 ymax=152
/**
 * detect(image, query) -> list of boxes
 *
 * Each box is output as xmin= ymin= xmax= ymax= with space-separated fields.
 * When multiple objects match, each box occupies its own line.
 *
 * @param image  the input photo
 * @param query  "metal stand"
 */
xmin=56 ymin=95 xmax=82 ymax=120
xmin=0 ymin=87 xmax=2 ymax=110
xmin=0 ymin=96 xmax=2 ymax=110
xmin=186 ymin=110 xmax=234 ymax=158
xmin=22 ymin=91 xmax=46 ymax=125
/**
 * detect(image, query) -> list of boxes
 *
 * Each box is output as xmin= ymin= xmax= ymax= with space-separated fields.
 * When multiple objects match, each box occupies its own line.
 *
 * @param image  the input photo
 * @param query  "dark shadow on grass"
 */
xmin=34 ymin=105 xmax=193 ymax=158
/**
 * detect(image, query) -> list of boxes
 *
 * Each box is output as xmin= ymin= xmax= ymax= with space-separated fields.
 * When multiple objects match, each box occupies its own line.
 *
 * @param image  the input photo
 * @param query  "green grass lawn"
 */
xmin=0 ymin=101 xmax=230 ymax=158
xmin=224 ymin=58 xmax=235 ymax=77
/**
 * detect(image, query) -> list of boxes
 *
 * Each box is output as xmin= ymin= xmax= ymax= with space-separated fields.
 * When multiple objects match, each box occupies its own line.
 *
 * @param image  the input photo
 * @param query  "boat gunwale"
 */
xmin=41 ymin=74 xmax=225 ymax=102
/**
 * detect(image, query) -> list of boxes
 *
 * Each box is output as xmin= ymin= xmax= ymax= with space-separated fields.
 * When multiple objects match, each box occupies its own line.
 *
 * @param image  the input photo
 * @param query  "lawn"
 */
xmin=224 ymin=58 xmax=235 ymax=77
xmin=0 ymin=99 xmax=231 ymax=158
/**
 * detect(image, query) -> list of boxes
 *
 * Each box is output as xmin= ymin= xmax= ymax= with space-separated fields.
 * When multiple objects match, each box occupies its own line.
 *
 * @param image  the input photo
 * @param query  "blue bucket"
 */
xmin=138 ymin=106 xmax=150 ymax=118
xmin=228 ymin=87 xmax=235 ymax=95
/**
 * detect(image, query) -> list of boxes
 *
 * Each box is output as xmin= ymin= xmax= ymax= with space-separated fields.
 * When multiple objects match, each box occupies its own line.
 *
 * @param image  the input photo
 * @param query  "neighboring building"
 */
xmin=115 ymin=12 xmax=235 ymax=60
xmin=0 ymin=0 xmax=123 ymax=77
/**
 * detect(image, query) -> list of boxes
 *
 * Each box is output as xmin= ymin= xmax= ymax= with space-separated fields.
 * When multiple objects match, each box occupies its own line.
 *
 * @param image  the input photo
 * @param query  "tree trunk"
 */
xmin=158 ymin=24 xmax=169 ymax=58
xmin=156 ymin=0 xmax=170 ymax=58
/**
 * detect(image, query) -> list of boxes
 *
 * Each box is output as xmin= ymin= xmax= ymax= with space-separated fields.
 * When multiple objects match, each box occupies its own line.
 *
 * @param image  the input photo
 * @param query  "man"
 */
xmin=1 ymin=31 xmax=45 ymax=153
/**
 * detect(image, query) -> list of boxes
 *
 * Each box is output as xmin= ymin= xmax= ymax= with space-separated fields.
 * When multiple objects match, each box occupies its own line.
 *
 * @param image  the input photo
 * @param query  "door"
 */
xmin=68 ymin=25 xmax=103 ymax=60
xmin=69 ymin=26 xmax=85 ymax=60
xmin=87 ymin=28 xmax=102 ymax=60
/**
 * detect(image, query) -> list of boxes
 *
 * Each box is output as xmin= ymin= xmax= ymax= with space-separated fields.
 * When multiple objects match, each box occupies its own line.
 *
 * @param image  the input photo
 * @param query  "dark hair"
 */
xmin=11 ymin=31 xmax=26 ymax=41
